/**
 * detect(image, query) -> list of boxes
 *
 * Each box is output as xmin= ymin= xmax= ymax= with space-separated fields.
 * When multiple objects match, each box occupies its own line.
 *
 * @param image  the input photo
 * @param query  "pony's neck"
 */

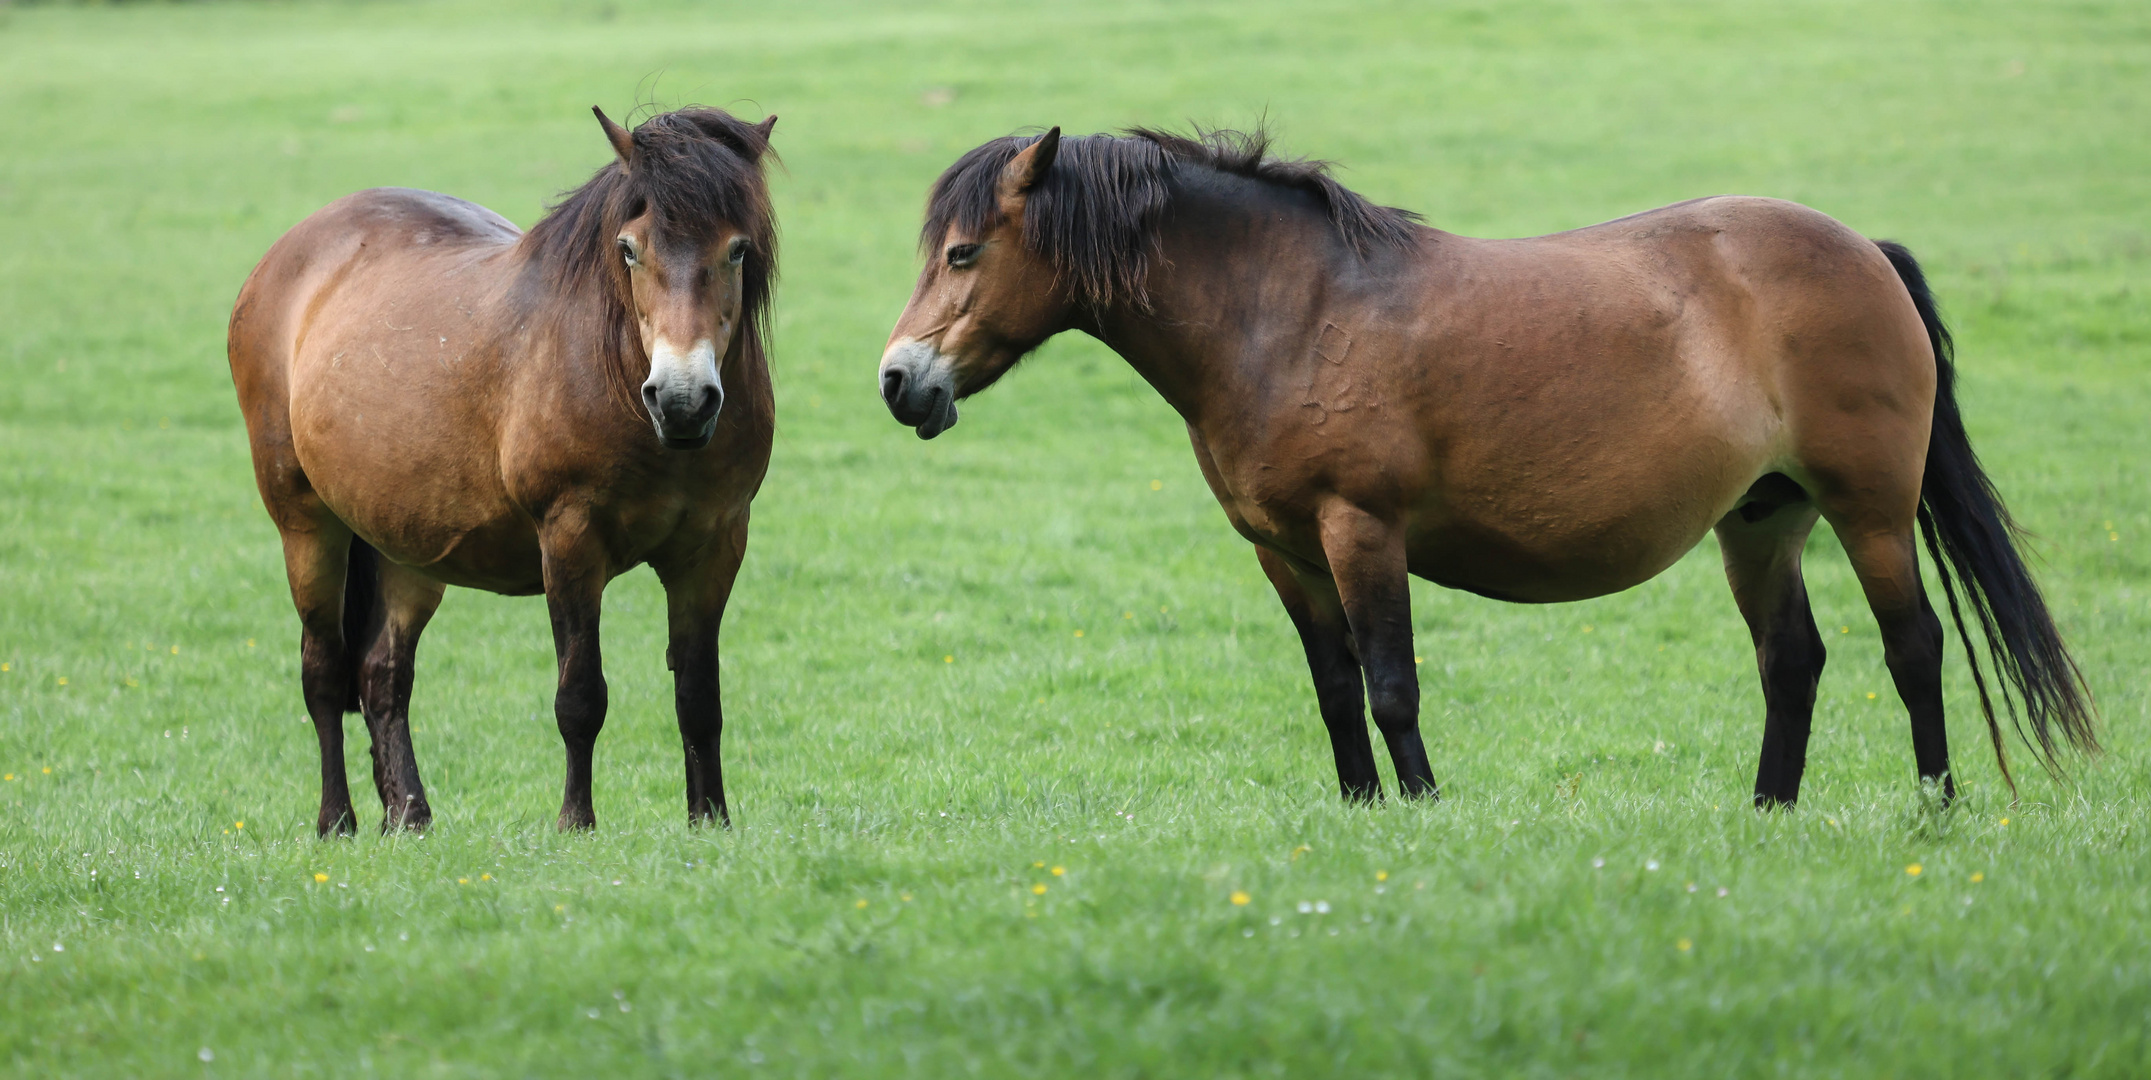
xmin=1083 ymin=171 xmax=1373 ymax=426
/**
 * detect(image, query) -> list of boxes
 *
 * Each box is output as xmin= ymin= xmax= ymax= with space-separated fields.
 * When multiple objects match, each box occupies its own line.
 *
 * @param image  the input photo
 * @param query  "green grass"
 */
xmin=3 ymin=0 xmax=2148 ymax=1074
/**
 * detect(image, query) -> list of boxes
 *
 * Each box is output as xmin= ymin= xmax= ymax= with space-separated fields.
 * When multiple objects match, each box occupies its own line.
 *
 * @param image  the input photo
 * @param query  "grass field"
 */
xmin=2 ymin=0 xmax=2148 ymax=1074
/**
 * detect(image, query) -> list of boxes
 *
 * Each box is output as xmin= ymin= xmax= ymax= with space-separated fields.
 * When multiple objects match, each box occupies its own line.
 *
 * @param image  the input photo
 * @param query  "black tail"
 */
xmin=340 ymin=537 xmax=380 ymax=714
xmin=1879 ymin=240 xmax=2099 ymax=789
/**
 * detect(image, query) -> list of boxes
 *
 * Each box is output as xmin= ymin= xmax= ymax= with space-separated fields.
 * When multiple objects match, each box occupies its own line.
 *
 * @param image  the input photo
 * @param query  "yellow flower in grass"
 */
xmin=1230 ymin=891 xmax=1250 ymax=906
xmin=1677 ymin=938 xmax=1692 ymax=952
xmin=855 ymin=899 xmax=868 ymax=909
xmin=314 ymin=873 xmax=328 ymax=883
xmin=1905 ymin=864 xmax=1922 ymax=877
xmin=1376 ymin=871 xmax=1389 ymax=882
xmin=1970 ymin=873 xmax=1984 ymax=883
xmin=1051 ymin=866 xmax=1064 ymax=877
xmin=1031 ymin=883 xmax=1048 ymax=895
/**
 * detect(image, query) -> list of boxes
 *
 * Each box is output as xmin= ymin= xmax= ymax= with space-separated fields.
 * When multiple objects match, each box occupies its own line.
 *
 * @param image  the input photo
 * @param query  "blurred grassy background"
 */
xmin=0 ymin=0 xmax=2146 ymax=1075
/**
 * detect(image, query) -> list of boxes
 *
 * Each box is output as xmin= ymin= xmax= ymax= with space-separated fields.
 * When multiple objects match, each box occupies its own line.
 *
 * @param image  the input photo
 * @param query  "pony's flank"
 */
xmin=922 ymin=127 xmax=1421 ymax=309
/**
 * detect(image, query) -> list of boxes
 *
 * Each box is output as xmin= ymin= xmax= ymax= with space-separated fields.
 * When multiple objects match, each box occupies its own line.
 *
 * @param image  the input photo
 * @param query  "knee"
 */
xmin=556 ymin=675 xmax=608 ymax=736
xmin=1367 ymin=675 xmax=1419 ymax=731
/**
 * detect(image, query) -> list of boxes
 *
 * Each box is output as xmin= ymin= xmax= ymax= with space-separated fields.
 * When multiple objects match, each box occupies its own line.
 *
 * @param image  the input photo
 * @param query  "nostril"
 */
xmin=698 ymin=384 xmax=723 ymax=421
xmin=881 ymin=368 xmax=906 ymax=407
xmin=641 ymin=382 xmax=662 ymax=414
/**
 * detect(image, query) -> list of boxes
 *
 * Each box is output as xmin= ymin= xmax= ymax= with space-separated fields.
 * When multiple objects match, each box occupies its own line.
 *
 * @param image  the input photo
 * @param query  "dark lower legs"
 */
xmin=356 ymin=563 xmax=444 ymax=831
xmin=544 ymin=526 xmax=610 ymax=831
xmin=1727 ymin=498 xmax=1954 ymax=806
xmin=285 ymin=523 xmax=444 ymax=836
xmin=1258 ymin=548 xmax=1382 ymax=800
xmin=1257 ymin=503 xmax=1437 ymax=803
xmin=1716 ymin=511 xmax=1827 ymax=807
xmin=659 ymin=529 xmax=747 ymax=827
xmin=285 ymin=527 xmax=359 ymax=837
xmin=300 ymin=625 xmax=358 ymax=836
xmin=668 ymin=622 xmax=729 ymax=826
xmin=1843 ymin=532 xmax=1953 ymax=799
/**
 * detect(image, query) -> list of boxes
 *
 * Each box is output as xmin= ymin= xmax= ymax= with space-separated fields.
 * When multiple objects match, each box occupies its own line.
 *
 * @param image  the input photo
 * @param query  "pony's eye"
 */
xmin=728 ymin=238 xmax=750 ymax=265
xmin=616 ymin=237 xmax=638 ymax=266
xmin=946 ymin=243 xmax=982 ymax=268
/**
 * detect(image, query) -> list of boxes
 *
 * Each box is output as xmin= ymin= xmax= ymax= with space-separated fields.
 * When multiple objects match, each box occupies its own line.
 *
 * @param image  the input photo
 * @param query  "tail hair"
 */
xmin=340 ymin=537 xmax=379 ymax=714
xmin=1879 ymin=240 xmax=2099 ymax=795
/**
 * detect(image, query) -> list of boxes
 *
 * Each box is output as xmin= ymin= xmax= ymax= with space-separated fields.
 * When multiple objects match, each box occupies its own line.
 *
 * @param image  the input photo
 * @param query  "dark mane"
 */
xmin=921 ymin=126 xmax=1421 ymax=309
xmin=522 ymin=107 xmax=778 ymax=414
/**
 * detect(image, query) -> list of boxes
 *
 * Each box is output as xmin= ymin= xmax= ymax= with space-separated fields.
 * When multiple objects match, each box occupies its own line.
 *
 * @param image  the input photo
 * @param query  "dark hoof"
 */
xmin=317 ymin=807 xmax=358 ymax=838
xmin=688 ymin=793 xmax=730 ymax=828
xmin=1918 ymin=774 xmax=1957 ymax=809
xmin=381 ymin=797 xmax=433 ymax=833
xmin=557 ymin=809 xmax=597 ymax=832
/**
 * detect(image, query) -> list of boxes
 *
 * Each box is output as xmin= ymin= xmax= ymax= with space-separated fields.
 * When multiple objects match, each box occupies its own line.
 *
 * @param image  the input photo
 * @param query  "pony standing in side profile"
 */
xmin=879 ymin=126 xmax=2095 ymax=806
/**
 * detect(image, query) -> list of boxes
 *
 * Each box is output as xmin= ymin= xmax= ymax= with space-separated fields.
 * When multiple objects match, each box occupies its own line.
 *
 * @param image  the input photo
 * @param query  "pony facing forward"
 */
xmin=231 ymin=107 xmax=778 ymax=833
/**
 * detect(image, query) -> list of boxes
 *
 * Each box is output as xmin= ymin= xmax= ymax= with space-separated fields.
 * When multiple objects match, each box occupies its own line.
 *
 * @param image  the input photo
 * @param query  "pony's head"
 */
xmin=535 ymin=106 xmax=778 ymax=449
xmin=879 ymin=128 xmax=1078 ymax=439
xmin=878 ymin=125 xmax=1417 ymax=439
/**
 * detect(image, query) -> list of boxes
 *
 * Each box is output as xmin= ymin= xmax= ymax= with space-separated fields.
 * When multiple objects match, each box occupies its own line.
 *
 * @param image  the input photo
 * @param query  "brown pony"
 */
xmin=230 ymin=107 xmax=778 ymax=833
xmin=880 ymin=127 xmax=2096 ymax=806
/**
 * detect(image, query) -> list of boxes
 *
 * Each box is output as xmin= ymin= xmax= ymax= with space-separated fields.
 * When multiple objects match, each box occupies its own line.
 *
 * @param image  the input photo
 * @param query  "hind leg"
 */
xmin=1835 ymin=526 xmax=1954 ymax=800
xmin=280 ymin=524 xmax=359 ymax=837
xmin=356 ymin=561 xmax=445 ymax=831
xmin=1716 ymin=503 xmax=1827 ymax=807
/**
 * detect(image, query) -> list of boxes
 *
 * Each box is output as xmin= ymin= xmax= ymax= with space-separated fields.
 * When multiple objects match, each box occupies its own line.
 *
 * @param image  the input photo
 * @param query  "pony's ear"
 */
xmin=592 ymin=106 xmax=635 ymax=166
xmin=995 ymin=126 xmax=1060 ymax=213
xmin=754 ymin=115 xmax=778 ymax=144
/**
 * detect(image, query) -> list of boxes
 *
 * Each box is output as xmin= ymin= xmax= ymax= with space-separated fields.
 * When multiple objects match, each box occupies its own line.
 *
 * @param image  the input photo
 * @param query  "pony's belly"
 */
xmin=395 ymin=522 xmax=545 ymax=594
xmin=1405 ymin=498 xmax=1723 ymax=604
xmin=312 ymin=460 xmax=543 ymax=592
